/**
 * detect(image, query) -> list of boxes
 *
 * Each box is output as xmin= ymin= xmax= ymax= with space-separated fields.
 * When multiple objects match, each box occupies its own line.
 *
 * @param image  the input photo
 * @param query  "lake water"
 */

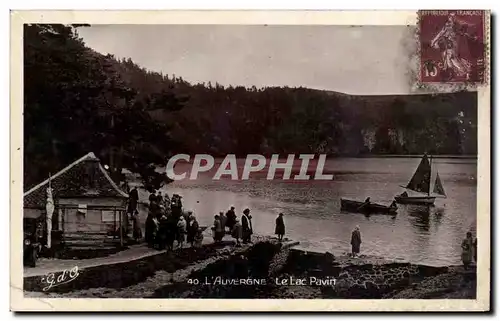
xmin=159 ymin=157 xmax=477 ymax=267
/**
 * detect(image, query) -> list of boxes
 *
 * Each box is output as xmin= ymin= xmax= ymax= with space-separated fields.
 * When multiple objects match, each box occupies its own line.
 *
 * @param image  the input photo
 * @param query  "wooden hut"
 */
xmin=23 ymin=152 xmax=130 ymax=252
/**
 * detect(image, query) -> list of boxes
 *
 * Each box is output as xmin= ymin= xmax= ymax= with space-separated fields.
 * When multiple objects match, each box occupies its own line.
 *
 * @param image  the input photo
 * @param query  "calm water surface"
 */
xmin=160 ymin=157 xmax=476 ymax=266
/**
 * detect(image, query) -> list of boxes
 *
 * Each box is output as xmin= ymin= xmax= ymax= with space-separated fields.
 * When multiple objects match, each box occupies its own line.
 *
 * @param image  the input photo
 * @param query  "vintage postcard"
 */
xmin=10 ymin=10 xmax=491 ymax=312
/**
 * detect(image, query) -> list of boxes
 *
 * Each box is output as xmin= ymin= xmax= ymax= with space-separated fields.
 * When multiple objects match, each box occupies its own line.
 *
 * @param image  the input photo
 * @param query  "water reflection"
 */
xmin=405 ymin=204 xmax=447 ymax=233
xmin=406 ymin=204 xmax=432 ymax=232
xmin=434 ymin=207 xmax=445 ymax=225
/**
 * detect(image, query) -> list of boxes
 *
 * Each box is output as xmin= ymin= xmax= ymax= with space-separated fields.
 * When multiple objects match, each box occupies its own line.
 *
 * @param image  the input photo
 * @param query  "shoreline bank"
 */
xmin=24 ymin=236 xmax=475 ymax=299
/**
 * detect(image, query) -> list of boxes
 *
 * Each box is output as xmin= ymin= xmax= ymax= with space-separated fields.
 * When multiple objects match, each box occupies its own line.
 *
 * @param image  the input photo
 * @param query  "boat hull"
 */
xmin=394 ymin=196 xmax=436 ymax=205
xmin=340 ymin=199 xmax=397 ymax=215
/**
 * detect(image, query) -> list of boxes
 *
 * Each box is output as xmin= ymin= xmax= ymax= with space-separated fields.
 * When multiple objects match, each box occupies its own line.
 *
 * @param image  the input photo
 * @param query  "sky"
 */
xmin=78 ymin=25 xmax=416 ymax=95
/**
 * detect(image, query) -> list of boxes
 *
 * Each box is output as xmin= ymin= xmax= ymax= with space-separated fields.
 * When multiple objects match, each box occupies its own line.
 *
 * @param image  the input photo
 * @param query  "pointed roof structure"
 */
xmin=24 ymin=152 xmax=128 ymax=209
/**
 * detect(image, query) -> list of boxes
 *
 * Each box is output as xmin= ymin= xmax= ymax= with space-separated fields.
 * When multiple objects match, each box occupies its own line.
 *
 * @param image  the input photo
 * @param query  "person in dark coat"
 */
xmin=187 ymin=215 xmax=200 ymax=247
xmin=128 ymin=187 xmax=139 ymax=214
xmin=145 ymin=213 xmax=156 ymax=247
xmin=225 ymin=206 xmax=237 ymax=231
xmin=241 ymin=208 xmax=253 ymax=244
xmin=165 ymin=216 xmax=177 ymax=252
xmin=157 ymin=214 xmax=169 ymax=250
xmin=170 ymin=194 xmax=183 ymax=220
xmin=149 ymin=191 xmax=157 ymax=204
xmin=275 ymin=213 xmax=285 ymax=241
xmin=131 ymin=209 xmax=142 ymax=242
xmin=212 ymin=215 xmax=224 ymax=243
xmin=157 ymin=191 xmax=164 ymax=205
xmin=351 ymin=225 xmax=362 ymax=257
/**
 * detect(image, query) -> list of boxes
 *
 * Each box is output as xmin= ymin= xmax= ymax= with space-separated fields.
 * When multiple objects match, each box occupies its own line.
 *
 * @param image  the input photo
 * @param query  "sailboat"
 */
xmin=394 ymin=154 xmax=446 ymax=205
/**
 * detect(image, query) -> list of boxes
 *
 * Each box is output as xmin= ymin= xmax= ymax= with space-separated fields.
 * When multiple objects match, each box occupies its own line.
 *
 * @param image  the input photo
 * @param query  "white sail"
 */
xmin=428 ymin=156 xmax=447 ymax=198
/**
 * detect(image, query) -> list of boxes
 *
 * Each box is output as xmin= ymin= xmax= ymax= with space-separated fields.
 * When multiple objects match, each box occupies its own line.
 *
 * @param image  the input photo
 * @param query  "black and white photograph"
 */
xmin=10 ymin=10 xmax=491 ymax=312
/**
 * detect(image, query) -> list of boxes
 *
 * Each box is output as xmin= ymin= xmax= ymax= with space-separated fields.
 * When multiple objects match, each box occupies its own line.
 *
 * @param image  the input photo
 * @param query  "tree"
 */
xmin=24 ymin=24 xmax=186 ymax=191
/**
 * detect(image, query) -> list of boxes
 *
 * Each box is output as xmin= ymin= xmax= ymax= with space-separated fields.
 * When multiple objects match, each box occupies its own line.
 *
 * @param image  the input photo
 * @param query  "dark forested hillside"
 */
xmin=23 ymin=24 xmax=477 ymax=190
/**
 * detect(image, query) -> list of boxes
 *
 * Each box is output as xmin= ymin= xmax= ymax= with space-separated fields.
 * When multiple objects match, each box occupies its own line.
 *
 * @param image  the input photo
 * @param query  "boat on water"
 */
xmin=395 ymin=154 xmax=446 ymax=205
xmin=340 ymin=198 xmax=398 ymax=215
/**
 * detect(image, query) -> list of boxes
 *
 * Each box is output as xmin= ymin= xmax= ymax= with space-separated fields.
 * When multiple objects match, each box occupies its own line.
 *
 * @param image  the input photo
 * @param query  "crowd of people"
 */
xmin=211 ymin=206 xmax=273 ymax=247
xmin=126 ymin=187 xmax=365 ymax=258
xmin=125 ymin=187 xmax=289 ymax=251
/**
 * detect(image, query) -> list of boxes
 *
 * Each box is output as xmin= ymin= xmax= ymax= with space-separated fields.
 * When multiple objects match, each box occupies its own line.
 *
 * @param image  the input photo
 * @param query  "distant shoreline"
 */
xmin=351 ymin=154 xmax=477 ymax=159
xmin=156 ymin=154 xmax=478 ymax=165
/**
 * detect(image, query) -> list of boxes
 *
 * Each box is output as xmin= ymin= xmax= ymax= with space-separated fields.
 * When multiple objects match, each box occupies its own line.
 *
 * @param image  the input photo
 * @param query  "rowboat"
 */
xmin=340 ymin=198 xmax=398 ymax=215
xmin=395 ymin=154 xmax=446 ymax=205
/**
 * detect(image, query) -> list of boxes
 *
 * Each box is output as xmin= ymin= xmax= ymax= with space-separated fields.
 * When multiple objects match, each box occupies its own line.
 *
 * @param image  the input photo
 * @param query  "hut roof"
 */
xmin=24 ymin=152 xmax=128 ymax=209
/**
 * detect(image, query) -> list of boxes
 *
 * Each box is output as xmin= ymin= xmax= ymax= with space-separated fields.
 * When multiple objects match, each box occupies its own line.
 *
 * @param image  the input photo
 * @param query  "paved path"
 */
xmin=24 ymin=232 xmax=290 ymax=278
xmin=25 ymin=230 xmax=223 ymax=278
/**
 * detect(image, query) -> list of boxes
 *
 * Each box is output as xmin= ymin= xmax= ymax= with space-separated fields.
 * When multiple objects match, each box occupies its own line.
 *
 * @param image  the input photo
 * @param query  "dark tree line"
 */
xmin=23 ymin=24 xmax=477 ymax=190
xmin=24 ymin=24 xmax=185 ymax=191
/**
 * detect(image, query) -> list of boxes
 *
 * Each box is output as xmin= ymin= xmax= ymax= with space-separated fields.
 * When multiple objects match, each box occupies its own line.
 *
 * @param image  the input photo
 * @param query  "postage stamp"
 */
xmin=418 ymin=10 xmax=488 ymax=86
xmin=10 ymin=10 xmax=490 ymax=312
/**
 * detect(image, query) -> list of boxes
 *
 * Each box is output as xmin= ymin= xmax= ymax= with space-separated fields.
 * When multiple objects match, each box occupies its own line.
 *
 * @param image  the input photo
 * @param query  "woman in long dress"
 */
xmin=461 ymin=232 xmax=474 ymax=270
xmin=275 ymin=213 xmax=285 ymax=241
xmin=351 ymin=225 xmax=362 ymax=257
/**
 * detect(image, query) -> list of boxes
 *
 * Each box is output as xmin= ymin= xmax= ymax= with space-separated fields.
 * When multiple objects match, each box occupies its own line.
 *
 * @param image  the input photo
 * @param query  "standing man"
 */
xmin=225 ymin=206 xmax=237 ymax=232
xmin=241 ymin=208 xmax=253 ymax=244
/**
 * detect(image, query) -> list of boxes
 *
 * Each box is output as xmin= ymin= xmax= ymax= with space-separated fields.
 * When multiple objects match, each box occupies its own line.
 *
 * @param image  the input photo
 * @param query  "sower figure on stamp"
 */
xmin=351 ymin=225 xmax=362 ymax=257
xmin=275 ymin=213 xmax=285 ymax=242
xmin=430 ymin=13 xmax=476 ymax=80
xmin=461 ymin=232 xmax=474 ymax=270
xmin=241 ymin=208 xmax=253 ymax=244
